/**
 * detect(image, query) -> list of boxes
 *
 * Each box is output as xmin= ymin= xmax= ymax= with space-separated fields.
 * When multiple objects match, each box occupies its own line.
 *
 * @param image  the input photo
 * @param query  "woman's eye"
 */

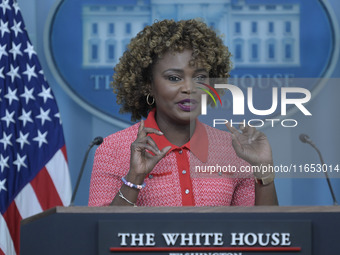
xmin=194 ymin=75 xmax=207 ymax=82
xmin=168 ymin=76 xmax=181 ymax=82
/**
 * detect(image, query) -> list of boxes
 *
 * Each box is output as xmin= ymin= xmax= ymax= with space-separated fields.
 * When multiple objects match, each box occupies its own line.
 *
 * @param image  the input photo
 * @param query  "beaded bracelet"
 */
xmin=121 ymin=176 xmax=146 ymax=190
xmin=118 ymin=189 xmax=137 ymax=207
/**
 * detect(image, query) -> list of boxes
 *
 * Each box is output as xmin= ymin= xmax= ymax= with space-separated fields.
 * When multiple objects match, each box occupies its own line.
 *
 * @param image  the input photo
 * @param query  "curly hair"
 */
xmin=112 ymin=19 xmax=232 ymax=121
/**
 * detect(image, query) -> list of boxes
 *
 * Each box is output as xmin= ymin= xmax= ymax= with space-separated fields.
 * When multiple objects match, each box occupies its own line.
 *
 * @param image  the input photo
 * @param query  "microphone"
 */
xmin=70 ymin=136 xmax=103 ymax=205
xmin=299 ymin=133 xmax=338 ymax=205
xmin=90 ymin=136 xmax=104 ymax=147
xmin=299 ymin=134 xmax=314 ymax=145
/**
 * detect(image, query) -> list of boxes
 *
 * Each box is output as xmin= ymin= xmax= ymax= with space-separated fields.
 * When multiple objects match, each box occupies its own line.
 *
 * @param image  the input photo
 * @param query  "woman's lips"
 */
xmin=177 ymin=99 xmax=198 ymax=112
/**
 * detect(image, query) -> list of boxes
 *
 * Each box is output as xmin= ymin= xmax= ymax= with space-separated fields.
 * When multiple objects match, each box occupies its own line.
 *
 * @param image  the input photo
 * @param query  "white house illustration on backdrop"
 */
xmin=82 ymin=0 xmax=300 ymax=68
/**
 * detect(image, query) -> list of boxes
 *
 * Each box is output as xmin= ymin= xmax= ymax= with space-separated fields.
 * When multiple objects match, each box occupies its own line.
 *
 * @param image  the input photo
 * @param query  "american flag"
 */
xmin=0 ymin=0 xmax=71 ymax=254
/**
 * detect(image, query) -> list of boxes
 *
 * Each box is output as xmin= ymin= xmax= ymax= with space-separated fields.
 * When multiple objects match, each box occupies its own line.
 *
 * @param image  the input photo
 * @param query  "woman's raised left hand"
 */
xmin=225 ymin=122 xmax=273 ymax=167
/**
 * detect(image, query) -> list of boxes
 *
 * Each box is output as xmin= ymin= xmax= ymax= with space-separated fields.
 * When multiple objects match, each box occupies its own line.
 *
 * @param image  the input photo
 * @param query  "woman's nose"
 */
xmin=181 ymin=78 xmax=197 ymax=94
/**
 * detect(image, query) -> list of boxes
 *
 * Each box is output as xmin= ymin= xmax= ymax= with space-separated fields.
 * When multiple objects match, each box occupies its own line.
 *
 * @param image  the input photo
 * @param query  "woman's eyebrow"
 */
xmin=162 ymin=68 xmax=208 ymax=74
xmin=162 ymin=68 xmax=184 ymax=74
xmin=194 ymin=68 xmax=208 ymax=73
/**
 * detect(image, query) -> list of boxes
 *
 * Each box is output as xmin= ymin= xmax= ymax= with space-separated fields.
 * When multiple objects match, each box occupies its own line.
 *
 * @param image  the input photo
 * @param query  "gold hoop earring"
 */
xmin=146 ymin=94 xmax=155 ymax=106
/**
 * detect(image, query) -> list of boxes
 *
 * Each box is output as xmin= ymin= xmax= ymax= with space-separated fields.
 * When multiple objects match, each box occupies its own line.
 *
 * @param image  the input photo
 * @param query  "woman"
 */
xmin=88 ymin=19 xmax=278 ymax=207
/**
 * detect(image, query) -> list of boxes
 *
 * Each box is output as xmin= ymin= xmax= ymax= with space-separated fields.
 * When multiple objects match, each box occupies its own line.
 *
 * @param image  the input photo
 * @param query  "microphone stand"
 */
xmin=308 ymin=142 xmax=338 ymax=206
xmin=300 ymin=134 xmax=338 ymax=205
xmin=70 ymin=137 xmax=103 ymax=206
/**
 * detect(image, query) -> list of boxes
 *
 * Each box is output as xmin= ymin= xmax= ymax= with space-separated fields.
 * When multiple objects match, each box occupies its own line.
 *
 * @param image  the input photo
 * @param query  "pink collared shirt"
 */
xmin=88 ymin=109 xmax=255 ymax=206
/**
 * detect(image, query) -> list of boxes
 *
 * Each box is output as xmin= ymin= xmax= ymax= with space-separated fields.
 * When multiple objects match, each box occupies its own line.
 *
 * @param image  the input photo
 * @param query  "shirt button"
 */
xmin=182 ymin=170 xmax=186 ymax=174
xmin=179 ymin=150 xmax=183 ymax=154
xmin=185 ymin=189 xmax=190 ymax=194
xmin=148 ymin=174 xmax=153 ymax=179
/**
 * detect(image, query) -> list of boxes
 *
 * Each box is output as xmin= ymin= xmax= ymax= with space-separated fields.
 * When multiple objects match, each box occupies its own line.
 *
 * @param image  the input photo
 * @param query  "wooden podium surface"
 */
xmin=21 ymin=206 xmax=340 ymax=255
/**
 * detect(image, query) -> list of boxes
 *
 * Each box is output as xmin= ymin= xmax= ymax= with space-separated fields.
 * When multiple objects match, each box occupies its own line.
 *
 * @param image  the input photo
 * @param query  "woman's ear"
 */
xmin=148 ymin=82 xmax=154 ymax=97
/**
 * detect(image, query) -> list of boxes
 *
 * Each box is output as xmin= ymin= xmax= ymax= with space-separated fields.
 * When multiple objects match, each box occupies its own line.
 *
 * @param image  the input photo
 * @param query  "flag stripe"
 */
xmin=2 ymin=202 xmax=20 ymax=255
xmin=30 ymin=168 xmax=63 ymax=211
xmin=61 ymin=144 xmax=68 ymax=161
xmin=14 ymin=183 xmax=43 ymax=220
xmin=46 ymin=149 xmax=72 ymax=206
xmin=0 ymin=213 xmax=16 ymax=255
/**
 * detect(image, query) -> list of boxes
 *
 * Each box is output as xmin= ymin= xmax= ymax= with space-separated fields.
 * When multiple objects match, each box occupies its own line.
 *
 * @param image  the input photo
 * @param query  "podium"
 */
xmin=21 ymin=206 xmax=340 ymax=255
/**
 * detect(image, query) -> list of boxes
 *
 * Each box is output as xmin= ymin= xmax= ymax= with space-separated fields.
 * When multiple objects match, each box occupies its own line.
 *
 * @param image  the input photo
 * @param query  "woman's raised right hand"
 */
xmin=126 ymin=120 xmax=171 ymax=184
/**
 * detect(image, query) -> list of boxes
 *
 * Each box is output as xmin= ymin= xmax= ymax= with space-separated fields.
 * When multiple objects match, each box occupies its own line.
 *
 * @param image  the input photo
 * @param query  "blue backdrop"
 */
xmin=18 ymin=0 xmax=340 ymax=206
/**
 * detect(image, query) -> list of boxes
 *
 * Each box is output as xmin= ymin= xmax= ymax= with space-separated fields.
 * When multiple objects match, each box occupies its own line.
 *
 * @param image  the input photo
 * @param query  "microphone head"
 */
xmin=93 ymin=136 xmax=104 ymax=146
xmin=299 ymin=134 xmax=310 ymax=143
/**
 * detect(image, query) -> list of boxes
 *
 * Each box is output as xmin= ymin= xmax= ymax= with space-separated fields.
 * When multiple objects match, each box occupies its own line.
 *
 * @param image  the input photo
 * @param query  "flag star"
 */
xmin=54 ymin=112 xmax=62 ymax=125
xmin=36 ymin=107 xmax=51 ymax=125
xmin=0 ymin=155 xmax=9 ymax=173
xmin=18 ymin=109 xmax=33 ymax=127
xmin=0 ymin=88 xmax=2 ymax=102
xmin=0 ymin=67 xmax=4 ymax=80
xmin=13 ymin=153 xmax=28 ymax=172
xmin=33 ymin=130 xmax=48 ymax=148
xmin=24 ymin=42 xmax=36 ymax=59
xmin=4 ymin=87 xmax=19 ymax=105
xmin=0 ymin=20 xmax=10 ymax=37
xmin=1 ymin=110 xmax=15 ymax=128
xmin=9 ymin=42 xmax=22 ymax=60
xmin=11 ymin=20 xmax=23 ymax=37
xmin=22 ymin=64 xmax=37 ymax=81
xmin=0 ymin=132 xmax=13 ymax=150
xmin=0 ymin=0 xmax=11 ymax=15
xmin=20 ymin=87 xmax=35 ymax=104
xmin=16 ymin=131 xmax=30 ymax=150
xmin=0 ymin=178 xmax=7 ymax=193
xmin=6 ymin=64 xmax=21 ymax=82
xmin=38 ymin=86 xmax=54 ymax=103
xmin=39 ymin=69 xmax=47 ymax=81
xmin=0 ymin=44 xmax=8 ymax=60
xmin=13 ymin=2 xmax=20 ymax=14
